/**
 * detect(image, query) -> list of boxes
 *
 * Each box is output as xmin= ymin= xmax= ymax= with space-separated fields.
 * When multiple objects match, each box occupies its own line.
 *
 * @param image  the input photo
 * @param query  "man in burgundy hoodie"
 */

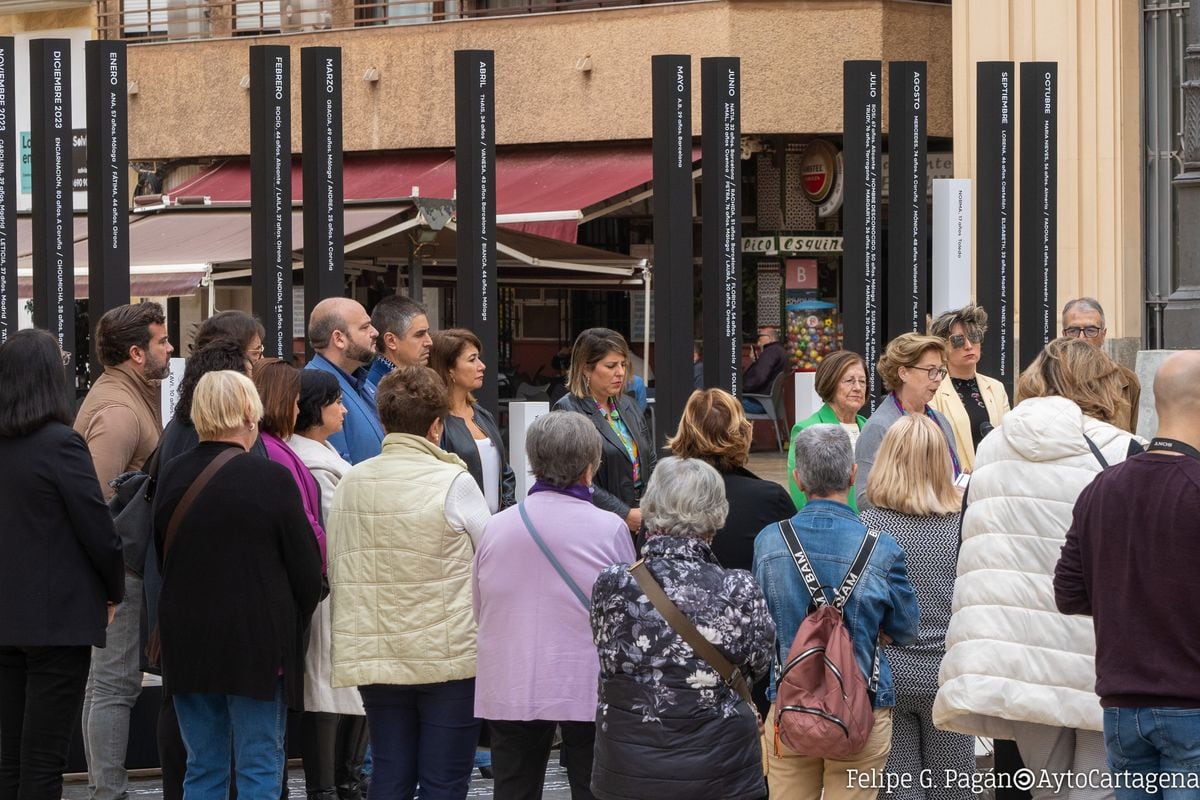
xmin=1055 ymin=350 xmax=1200 ymax=797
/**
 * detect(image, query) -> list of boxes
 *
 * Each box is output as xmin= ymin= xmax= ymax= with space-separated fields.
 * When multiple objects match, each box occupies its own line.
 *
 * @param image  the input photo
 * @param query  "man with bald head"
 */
xmin=1055 ymin=350 xmax=1200 ymax=788
xmin=305 ymin=297 xmax=384 ymax=463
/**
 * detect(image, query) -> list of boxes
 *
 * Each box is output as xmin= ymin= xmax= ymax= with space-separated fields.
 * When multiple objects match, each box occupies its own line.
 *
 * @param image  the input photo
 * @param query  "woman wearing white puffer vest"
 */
xmin=933 ymin=339 xmax=1145 ymax=800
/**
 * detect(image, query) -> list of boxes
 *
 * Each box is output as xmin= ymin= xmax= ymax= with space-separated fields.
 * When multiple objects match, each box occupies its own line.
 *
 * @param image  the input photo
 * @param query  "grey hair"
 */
xmin=792 ymin=424 xmax=854 ymax=498
xmin=930 ymin=303 xmax=989 ymax=339
xmin=1061 ymin=297 xmax=1105 ymax=328
xmin=371 ymin=295 xmax=428 ymax=353
xmin=641 ymin=457 xmax=728 ymax=541
xmin=528 ymin=412 xmax=602 ymax=487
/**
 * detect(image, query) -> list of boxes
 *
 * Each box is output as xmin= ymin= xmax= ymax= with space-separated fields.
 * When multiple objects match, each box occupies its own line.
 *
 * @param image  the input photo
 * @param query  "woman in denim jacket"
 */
xmin=753 ymin=424 xmax=919 ymax=800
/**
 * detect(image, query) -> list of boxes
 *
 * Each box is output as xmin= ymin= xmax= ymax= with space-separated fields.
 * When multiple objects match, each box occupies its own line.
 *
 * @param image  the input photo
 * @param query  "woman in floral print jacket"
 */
xmin=589 ymin=457 xmax=775 ymax=800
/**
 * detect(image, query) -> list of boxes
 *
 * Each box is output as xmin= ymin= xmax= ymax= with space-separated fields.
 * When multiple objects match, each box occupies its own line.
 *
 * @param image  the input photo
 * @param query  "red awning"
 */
xmin=166 ymin=144 xmax=695 ymax=243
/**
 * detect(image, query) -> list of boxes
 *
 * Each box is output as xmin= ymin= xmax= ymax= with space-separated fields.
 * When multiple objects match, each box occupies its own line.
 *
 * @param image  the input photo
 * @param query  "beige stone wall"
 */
xmin=0 ymin=4 xmax=95 ymax=34
xmin=952 ymin=0 xmax=1142 ymax=342
xmin=124 ymin=0 xmax=951 ymax=160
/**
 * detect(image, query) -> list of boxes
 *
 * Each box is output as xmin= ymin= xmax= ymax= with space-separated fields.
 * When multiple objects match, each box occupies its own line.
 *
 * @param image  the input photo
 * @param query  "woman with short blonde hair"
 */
xmin=190 ymin=370 xmax=263 ymax=440
xmin=865 ymin=416 xmax=961 ymax=517
xmin=861 ymin=415 xmax=976 ymax=799
xmin=856 ymin=333 xmax=960 ymax=510
xmin=154 ymin=369 xmax=323 ymax=800
xmin=666 ymin=389 xmax=793 ymax=577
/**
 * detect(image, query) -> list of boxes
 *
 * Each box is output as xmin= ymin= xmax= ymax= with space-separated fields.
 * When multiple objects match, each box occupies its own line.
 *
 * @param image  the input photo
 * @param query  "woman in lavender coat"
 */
xmin=472 ymin=411 xmax=636 ymax=799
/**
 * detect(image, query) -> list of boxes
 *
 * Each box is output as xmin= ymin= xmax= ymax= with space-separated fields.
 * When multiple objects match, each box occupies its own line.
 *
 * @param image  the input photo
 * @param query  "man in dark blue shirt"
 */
xmin=304 ymin=297 xmax=383 ymax=464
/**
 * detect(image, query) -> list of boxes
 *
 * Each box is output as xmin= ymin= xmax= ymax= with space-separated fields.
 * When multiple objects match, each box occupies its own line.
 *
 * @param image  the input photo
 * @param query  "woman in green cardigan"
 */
xmin=787 ymin=350 xmax=869 ymax=509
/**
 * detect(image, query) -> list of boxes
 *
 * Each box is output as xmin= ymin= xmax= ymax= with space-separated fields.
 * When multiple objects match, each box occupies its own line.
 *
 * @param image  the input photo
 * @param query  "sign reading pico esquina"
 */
xmin=842 ymin=60 xmax=882 ymax=410
xmin=302 ymin=47 xmax=344 ymax=358
xmin=0 ymin=38 xmax=13 ymax=345
xmin=975 ymin=61 xmax=1014 ymax=391
xmin=701 ymin=56 xmax=741 ymax=395
xmin=85 ymin=40 xmax=130 ymax=381
xmin=250 ymin=45 xmax=292 ymax=360
xmin=30 ymin=39 xmax=74 ymax=361
xmin=886 ymin=61 xmax=927 ymax=341
xmin=454 ymin=49 xmax=498 ymax=416
xmin=1019 ymin=62 xmax=1057 ymax=372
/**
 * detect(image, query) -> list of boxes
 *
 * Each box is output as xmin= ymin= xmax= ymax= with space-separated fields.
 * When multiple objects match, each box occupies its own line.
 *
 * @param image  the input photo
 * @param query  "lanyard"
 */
xmin=1148 ymin=438 xmax=1200 ymax=462
xmin=892 ymin=393 xmax=962 ymax=477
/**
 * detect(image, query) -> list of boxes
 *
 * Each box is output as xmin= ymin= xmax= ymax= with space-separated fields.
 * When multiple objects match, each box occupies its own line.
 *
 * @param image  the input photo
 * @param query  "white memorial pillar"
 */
xmin=932 ymin=178 xmax=973 ymax=316
xmin=509 ymin=401 xmax=550 ymax=500
xmin=793 ymin=372 xmax=822 ymax=435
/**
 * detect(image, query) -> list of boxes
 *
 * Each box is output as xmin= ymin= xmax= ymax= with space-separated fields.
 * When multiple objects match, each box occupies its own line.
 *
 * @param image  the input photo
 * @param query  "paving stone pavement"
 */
xmin=62 ymin=763 xmax=575 ymax=800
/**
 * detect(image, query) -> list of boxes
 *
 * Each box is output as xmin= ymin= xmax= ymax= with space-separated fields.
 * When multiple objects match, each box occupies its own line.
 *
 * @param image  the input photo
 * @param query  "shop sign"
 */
xmin=800 ymin=139 xmax=838 ymax=202
xmin=785 ymin=258 xmax=818 ymax=290
xmin=778 ymin=234 xmax=843 ymax=254
xmin=742 ymin=235 xmax=777 ymax=254
xmin=818 ymin=151 xmax=844 ymax=217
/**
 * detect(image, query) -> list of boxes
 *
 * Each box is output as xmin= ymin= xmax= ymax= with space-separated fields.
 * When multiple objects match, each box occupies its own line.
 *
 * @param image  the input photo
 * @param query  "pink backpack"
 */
xmin=773 ymin=520 xmax=880 ymax=759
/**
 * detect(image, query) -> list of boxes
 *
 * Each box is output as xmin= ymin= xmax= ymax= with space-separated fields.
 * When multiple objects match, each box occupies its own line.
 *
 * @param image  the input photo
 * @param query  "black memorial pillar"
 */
xmin=1019 ymin=62 xmax=1057 ymax=370
xmin=86 ymin=40 xmax=129 ymax=382
xmin=302 ymin=47 xmax=343 ymax=358
xmin=454 ymin=49 xmax=498 ymax=415
xmin=30 ymin=39 xmax=75 ymax=363
xmin=249 ymin=45 xmax=292 ymax=360
xmin=976 ymin=61 xmax=1015 ymax=391
xmin=652 ymin=54 xmax=693 ymax=451
xmin=886 ymin=61 xmax=927 ymax=341
xmin=842 ymin=60 xmax=883 ymax=410
xmin=701 ymin=57 xmax=741 ymax=394
xmin=0 ymin=37 xmax=14 ymax=344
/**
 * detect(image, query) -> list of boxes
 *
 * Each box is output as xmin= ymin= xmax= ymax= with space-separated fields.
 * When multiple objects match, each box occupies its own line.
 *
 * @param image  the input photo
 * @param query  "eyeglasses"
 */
xmin=949 ymin=331 xmax=984 ymax=349
xmin=246 ymin=345 xmax=266 ymax=361
xmin=908 ymin=365 xmax=948 ymax=381
xmin=839 ymin=377 xmax=867 ymax=387
xmin=1063 ymin=326 xmax=1103 ymax=339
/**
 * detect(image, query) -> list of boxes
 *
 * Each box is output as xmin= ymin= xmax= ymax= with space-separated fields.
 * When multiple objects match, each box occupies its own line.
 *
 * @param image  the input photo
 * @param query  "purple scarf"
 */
xmin=527 ymin=479 xmax=593 ymax=503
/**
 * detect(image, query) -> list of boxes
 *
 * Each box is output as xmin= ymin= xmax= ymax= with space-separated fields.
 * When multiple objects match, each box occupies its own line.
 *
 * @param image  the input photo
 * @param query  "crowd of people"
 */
xmin=0 ymin=292 xmax=1196 ymax=800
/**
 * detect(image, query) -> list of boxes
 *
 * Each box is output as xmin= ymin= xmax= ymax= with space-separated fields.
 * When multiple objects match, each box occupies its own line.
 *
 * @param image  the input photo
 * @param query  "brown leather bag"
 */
xmin=772 ymin=519 xmax=878 ymax=759
xmin=145 ymin=448 xmax=242 ymax=671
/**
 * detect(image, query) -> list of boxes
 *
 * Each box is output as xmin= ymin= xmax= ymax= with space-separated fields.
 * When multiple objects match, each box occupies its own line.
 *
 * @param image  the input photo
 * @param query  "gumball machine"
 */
xmin=784 ymin=300 xmax=843 ymax=371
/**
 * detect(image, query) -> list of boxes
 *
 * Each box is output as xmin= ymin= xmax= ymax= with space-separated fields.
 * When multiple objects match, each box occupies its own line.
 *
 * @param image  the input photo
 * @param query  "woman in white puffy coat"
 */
xmin=933 ymin=339 xmax=1144 ymax=800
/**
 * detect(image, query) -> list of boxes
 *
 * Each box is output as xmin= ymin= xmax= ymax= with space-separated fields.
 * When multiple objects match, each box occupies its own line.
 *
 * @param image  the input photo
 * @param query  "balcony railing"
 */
xmin=97 ymin=0 xmax=692 ymax=42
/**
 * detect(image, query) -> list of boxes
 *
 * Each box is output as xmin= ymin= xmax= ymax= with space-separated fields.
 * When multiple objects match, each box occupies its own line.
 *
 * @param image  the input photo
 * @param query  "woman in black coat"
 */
xmin=553 ymin=328 xmax=656 ymax=535
xmin=665 ymin=387 xmax=794 ymax=717
xmin=429 ymin=328 xmax=515 ymax=512
xmin=153 ymin=369 xmax=322 ymax=800
xmin=666 ymin=388 xmax=795 ymax=572
xmin=0 ymin=329 xmax=125 ymax=800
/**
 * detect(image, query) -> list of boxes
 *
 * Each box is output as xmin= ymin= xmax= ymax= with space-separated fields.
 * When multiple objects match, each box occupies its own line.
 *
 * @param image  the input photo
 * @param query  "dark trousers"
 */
xmin=158 ymin=690 xmax=189 ymax=800
xmin=488 ymin=720 xmax=595 ymax=800
xmin=0 ymin=645 xmax=92 ymax=800
xmin=359 ymin=679 xmax=479 ymax=800
xmin=300 ymin=712 xmax=369 ymax=799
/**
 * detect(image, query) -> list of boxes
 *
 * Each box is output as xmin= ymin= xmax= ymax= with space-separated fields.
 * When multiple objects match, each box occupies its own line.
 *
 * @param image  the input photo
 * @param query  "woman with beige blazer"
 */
xmin=929 ymin=304 xmax=1011 ymax=473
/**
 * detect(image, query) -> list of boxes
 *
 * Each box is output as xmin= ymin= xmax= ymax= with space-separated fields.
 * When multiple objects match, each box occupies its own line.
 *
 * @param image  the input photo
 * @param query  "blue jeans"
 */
xmin=82 ymin=572 xmax=144 ymax=800
xmin=1104 ymin=707 xmax=1200 ymax=800
xmin=172 ymin=680 xmax=287 ymax=800
xmin=359 ymin=679 xmax=480 ymax=800
xmin=741 ymin=397 xmax=766 ymax=414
